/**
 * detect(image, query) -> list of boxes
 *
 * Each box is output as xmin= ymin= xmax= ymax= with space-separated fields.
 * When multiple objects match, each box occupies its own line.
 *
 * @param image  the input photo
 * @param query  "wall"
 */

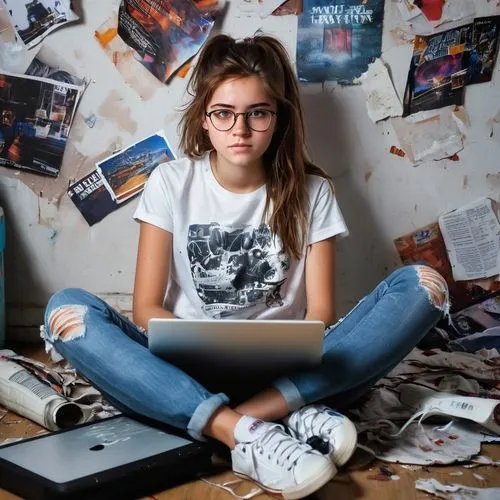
xmin=1 ymin=0 xmax=499 ymax=340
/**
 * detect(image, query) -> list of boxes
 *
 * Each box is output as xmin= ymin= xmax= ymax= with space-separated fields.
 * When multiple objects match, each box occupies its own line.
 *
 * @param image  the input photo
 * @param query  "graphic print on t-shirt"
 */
xmin=187 ymin=222 xmax=289 ymax=318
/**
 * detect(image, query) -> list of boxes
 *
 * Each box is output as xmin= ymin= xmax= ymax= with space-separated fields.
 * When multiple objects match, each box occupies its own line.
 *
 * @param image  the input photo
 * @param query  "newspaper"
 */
xmin=438 ymin=198 xmax=500 ymax=282
xmin=0 ymin=71 xmax=84 ymax=177
xmin=96 ymin=130 xmax=175 ymax=203
xmin=2 ymin=0 xmax=78 ymax=49
xmin=117 ymin=0 xmax=215 ymax=84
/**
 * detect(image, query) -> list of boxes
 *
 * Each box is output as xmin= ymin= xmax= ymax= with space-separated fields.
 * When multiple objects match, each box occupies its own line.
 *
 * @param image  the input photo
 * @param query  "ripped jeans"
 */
xmin=42 ymin=265 xmax=448 ymax=441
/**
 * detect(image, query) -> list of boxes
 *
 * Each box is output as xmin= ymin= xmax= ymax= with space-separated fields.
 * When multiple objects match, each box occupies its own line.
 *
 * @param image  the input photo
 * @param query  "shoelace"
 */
xmin=293 ymin=408 xmax=341 ymax=441
xmin=251 ymin=424 xmax=312 ymax=469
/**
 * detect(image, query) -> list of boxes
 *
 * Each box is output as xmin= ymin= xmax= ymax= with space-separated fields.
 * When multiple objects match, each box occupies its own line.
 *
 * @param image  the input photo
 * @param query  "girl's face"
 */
xmin=202 ymin=75 xmax=277 ymax=170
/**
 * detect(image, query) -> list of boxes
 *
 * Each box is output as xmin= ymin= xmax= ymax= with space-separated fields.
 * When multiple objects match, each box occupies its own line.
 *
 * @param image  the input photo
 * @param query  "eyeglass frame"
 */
xmin=205 ymin=109 xmax=277 ymax=132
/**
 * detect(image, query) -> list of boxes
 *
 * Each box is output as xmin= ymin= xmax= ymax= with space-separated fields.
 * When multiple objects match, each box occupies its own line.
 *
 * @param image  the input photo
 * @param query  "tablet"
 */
xmin=0 ymin=415 xmax=212 ymax=499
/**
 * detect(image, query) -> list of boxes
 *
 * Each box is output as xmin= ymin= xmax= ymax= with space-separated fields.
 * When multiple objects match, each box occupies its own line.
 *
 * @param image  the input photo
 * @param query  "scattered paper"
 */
xmin=356 ymin=59 xmax=403 ymax=123
xmin=416 ymin=478 xmax=500 ymax=500
xmin=96 ymin=130 xmax=175 ymax=204
xmin=438 ymin=198 xmax=500 ymax=281
xmin=2 ymin=0 xmax=78 ymax=49
xmin=391 ymin=106 xmax=465 ymax=164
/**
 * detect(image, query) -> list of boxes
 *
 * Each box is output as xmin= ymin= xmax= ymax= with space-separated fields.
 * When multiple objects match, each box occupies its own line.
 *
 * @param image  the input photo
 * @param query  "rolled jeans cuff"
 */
xmin=186 ymin=392 xmax=230 ymax=441
xmin=273 ymin=377 xmax=305 ymax=412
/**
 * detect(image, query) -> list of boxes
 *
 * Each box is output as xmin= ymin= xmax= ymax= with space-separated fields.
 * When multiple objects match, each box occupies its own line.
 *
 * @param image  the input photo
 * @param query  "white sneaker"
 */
xmin=231 ymin=416 xmax=336 ymax=500
xmin=284 ymin=405 xmax=358 ymax=467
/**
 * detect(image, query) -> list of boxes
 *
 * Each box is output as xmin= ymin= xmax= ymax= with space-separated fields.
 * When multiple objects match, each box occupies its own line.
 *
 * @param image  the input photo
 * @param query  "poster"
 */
xmin=96 ymin=130 xmax=175 ymax=203
xmin=67 ymin=170 xmax=119 ymax=226
xmin=403 ymin=24 xmax=473 ymax=116
xmin=468 ymin=16 xmax=500 ymax=85
xmin=0 ymin=71 xmax=83 ymax=177
xmin=117 ymin=0 xmax=215 ymax=83
xmin=2 ymin=0 xmax=78 ymax=49
xmin=296 ymin=0 xmax=385 ymax=84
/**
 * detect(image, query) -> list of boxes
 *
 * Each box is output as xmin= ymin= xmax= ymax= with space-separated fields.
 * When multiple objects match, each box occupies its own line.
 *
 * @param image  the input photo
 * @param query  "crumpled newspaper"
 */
xmin=416 ymin=478 xmax=500 ymax=499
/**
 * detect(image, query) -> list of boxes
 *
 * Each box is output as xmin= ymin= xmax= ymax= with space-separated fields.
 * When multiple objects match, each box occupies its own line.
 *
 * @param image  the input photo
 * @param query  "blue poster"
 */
xmin=297 ymin=0 xmax=385 ymax=84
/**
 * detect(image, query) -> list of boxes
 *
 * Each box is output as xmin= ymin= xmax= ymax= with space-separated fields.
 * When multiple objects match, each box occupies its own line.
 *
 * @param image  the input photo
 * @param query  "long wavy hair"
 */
xmin=179 ymin=34 xmax=333 ymax=259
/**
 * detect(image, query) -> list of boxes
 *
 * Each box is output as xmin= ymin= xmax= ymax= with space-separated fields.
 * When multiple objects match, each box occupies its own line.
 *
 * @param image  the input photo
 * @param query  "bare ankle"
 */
xmin=202 ymin=406 xmax=242 ymax=448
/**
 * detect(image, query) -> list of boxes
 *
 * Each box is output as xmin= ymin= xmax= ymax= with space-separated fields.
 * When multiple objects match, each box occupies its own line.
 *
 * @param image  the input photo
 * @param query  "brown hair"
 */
xmin=179 ymin=34 xmax=333 ymax=259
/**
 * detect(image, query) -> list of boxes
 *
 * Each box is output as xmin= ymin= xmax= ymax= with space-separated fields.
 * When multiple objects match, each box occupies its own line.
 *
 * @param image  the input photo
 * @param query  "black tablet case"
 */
xmin=0 ymin=415 xmax=213 ymax=499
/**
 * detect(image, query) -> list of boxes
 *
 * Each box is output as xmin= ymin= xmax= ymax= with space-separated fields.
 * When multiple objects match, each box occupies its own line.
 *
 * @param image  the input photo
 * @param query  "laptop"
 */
xmin=148 ymin=319 xmax=325 ymax=369
xmin=0 ymin=416 xmax=212 ymax=500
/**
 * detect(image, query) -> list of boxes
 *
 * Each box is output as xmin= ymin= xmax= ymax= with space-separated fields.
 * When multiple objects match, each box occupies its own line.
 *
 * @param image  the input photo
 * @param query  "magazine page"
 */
xmin=403 ymin=24 xmax=473 ymax=116
xmin=296 ymin=0 xmax=385 ymax=84
xmin=0 ymin=71 xmax=83 ymax=177
xmin=67 ymin=170 xmax=119 ymax=226
xmin=96 ymin=130 xmax=175 ymax=204
xmin=117 ymin=0 xmax=215 ymax=83
xmin=438 ymin=197 xmax=500 ymax=281
xmin=2 ymin=0 xmax=78 ymax=49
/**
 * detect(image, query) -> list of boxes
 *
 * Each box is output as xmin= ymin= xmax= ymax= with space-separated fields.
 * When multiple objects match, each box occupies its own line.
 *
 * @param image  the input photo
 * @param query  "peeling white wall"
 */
xmin=1 ymin=0 xmax=499 ymax=340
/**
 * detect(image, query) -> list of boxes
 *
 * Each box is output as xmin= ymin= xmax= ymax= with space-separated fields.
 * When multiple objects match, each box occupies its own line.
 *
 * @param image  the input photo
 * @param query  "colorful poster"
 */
xmin=468 ymin=16 xmax=500 ymax=85
xmin=0 ymin=71 xmax=83 ymax=177
xmin=2 ymin=0 xmax=78 ymax=49
xmin=403 ymin=24 xmax=473 ymax=117
xmin=296 ymin=0 xmax=385 ymax=84
xmin=96 ymin=130 xmax=175 ymax=203
xmin=117 ymin=0 xmax=215 ymax=83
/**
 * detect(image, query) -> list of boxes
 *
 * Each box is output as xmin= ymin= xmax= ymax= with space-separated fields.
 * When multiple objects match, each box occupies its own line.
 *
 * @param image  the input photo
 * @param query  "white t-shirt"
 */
xmin=134 ymin=153 xmax=348 ymax=320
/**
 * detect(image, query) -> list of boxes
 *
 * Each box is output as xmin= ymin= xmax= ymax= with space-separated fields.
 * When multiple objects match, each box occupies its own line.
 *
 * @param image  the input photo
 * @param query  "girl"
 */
xmin=43 ymin=35 xmax=449 ymax=499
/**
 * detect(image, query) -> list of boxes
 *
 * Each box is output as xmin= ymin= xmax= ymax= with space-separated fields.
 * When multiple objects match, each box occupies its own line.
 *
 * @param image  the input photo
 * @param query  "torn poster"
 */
xmin=274 ymin=0 xmax=304 ymax=16
xmin=468 ymin=16 xmax=500 ymax=85
xmin=2 ymin=0 xmax=78 ymax=49
xmin=355 ymin=58 xmax=402 ymax=122
xmin=391 ymin=106 xmax=465 ymax=164
xmin=297 ymin=0 xmax=385 ymax=84
xmin=67 ymin=170 xmax=119 ymax=226
xmin=96 ymin=130 xmax=175 ymax=204
xmin=0 ymin=71 xmax=83 ymax=177
xmin=438 ymin=197 xmax=500 ymax=282
xmin=25 ymin=56 xmax=85 ymax=88
xmin=403 ymin=24 xmax=472 ymax=116
xmin=117 ymin=0 xmax=215 ymax=84
xmin=416 ymin=478 xmax=500 ymax=500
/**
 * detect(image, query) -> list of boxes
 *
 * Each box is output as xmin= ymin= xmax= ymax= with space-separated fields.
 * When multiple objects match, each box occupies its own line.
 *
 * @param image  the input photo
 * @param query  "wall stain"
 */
xmin=98 ymin=89 xmax=138 ymax=135
xmin=365 ymin=170 xmax=373 ymax=182
xmin=463 ymin=175 xmax=468 ymax=189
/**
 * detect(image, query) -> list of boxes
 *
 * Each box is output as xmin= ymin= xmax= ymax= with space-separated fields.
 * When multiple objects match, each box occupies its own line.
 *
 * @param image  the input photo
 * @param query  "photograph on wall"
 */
xmin=0 ymin=71 xmax=83 ymax=177
xmin=296 ymin=0 xmax=385 ymax=84
xmin=468 ymin=16 xmax=500 ymax=85
xmin=402 ymin=24 xmax=473 ymax=117
xmin=96 ymin=130 xmax=175 ymax=204
xmin=2 ymin=0 xmax=78 ymax=49
xmin=117 ymin=0 xmax=215 ymax=83
xmin=67 ymin=170 xmax=119 ymax=226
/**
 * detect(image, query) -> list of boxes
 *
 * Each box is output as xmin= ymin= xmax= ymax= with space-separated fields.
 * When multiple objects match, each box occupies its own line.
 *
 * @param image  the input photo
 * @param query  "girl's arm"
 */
xmin=133 ymin=221 xmax=176 ymax=330
xmin=304 ymin=237 xmax=336 ymax=327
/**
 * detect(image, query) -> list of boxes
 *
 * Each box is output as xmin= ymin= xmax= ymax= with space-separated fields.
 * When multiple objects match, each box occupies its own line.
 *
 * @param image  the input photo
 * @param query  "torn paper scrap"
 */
xmin=2 ymin=0 xmax=78 ymax=49
xmin=356 ymin=59 xmax=403 ymax=123
xmin=438 ymin=197 xmax=500 ymax=282
xmin=391 ymin=106 xmax=465 ymax=164
xmin=416 ymin=478 xmax=500 ymax=500
xmin=434 ymin=0 xmax=475 ymax=28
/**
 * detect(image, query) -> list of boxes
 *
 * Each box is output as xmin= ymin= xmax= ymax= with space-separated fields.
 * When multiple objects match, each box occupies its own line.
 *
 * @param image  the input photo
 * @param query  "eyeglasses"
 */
xmin=205 ymin=109 xmax=277 ymax=132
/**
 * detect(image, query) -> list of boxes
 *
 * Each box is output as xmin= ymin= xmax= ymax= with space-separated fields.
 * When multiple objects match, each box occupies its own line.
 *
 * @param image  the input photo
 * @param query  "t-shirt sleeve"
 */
xmin=133 ymin=165 xmax=173 ymax=232
xmin=308 ymin=179 xmax=348 ymax=245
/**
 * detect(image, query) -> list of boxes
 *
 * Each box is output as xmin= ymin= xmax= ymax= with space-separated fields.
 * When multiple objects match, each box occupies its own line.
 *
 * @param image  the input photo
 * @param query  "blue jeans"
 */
xmin=42 ymin=265 xmax=447 ymax=441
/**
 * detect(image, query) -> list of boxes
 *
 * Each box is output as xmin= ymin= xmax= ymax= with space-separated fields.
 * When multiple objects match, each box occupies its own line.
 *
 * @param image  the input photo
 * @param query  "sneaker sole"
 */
xmin=234 ymin=461 xmax=336 ymax=500
xmin=333 ymin=419 xmax=358 ymax=467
